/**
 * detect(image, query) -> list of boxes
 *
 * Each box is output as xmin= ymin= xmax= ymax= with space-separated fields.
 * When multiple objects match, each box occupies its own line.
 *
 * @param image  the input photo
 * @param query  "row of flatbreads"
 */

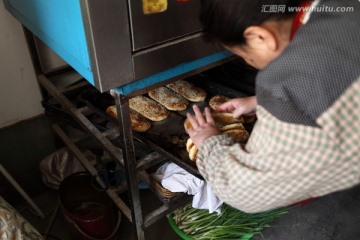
xmin=106 ymin=79 xmax=254 ymax=162
xmin=106 ymin=80 xmax=207 ymax=132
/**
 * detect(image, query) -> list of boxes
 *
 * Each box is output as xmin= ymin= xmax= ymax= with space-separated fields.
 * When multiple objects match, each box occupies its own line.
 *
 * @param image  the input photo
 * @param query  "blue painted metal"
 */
xmin=5 ymin=0 xmax=233 ymax=93
xmin=114 ymin=50 xmax=233 ymax=95
xmin=6 ymin=0 xmax=94 ymax=85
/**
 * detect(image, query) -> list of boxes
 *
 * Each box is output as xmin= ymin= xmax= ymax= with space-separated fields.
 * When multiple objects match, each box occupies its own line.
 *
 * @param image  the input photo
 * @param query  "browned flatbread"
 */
xmin=209 ymin=95 xmax=257 ymax=123
xmin=129 ymin=109 xmax=152 ymax=132
xmin=106 ymin=106 xmax=152 ymax=132
xmin=223 ymin=129 xmax=250 ymax=143
xmin=209 ymin=95 xmax=231 ymax=110
xmin=148 ymin=87 xmax=189 ymax=111
xmin=185 ymin=138 xmax=198 ymax=161
xmin=166 ymin=80 xmax=206 ymax=102
xmin=219 ymin=123 xmax=245 ymax=132
xmin=183 ymin=118 xmax=192 ymax=132
xmin=211 ymin=112 xmax=244 ymax=126
xmin=184 ymin=111 xmax=248 ymax=159
xmin=129 ymin=96 xmax=170 ymax=121
xmin=184 ymin=115 xmax=249 ymax=160
xmin=186 ymin=138 xmax=194 ymax=152
xmin=243 ymin=114 xmax=257 ymax=123
xmin=188 ymin=144 xmax=198 ymax=161
xmin=184 ymin=112 xmax=244 ymax=132
xmin=106 ymin=105 xmax=116 ymax=118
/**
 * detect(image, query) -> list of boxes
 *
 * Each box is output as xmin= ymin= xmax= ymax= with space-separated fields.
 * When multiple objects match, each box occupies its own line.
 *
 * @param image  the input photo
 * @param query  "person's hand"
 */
xmin=216 ymin=96 xmax=257 ymax=118
xmin=186 ymin=105 xmax=221 ymax=148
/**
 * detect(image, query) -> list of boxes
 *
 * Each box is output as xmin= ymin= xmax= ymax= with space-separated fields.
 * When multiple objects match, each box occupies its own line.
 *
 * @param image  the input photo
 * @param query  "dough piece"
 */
xmin=106 ymin=106 xmax=152 ymax=132
xmin=209 ymin=95 xmax=231 ymax=110
xmin=148 ymin=87 xmax=189 ymax=111
xmin=166 ymin=80 xmax=206 ymax=102
xmin=129 ymin=96 xmax=170 ymax=121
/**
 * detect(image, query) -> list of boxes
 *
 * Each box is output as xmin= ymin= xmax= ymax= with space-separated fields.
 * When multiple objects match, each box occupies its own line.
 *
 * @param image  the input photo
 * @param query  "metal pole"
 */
xmin=111 ymin=90 xmax=145 ymax=240
xmin=0 ymin=164 xmax=45 ymax=218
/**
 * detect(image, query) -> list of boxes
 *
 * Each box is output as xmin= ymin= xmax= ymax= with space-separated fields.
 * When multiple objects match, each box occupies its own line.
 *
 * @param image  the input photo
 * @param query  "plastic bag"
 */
xmin=39 ymin=148 xmax=86 ymax=189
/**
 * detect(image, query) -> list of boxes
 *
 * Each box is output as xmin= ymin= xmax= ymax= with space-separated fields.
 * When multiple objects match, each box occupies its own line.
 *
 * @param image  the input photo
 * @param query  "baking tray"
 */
xmin=78 ymin=75 xmax=255 ymax=177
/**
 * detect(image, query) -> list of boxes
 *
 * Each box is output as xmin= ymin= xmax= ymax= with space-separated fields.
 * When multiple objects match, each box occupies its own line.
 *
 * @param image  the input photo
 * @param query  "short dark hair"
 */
xmin=200 ymin=0 xmax=305 ymax=46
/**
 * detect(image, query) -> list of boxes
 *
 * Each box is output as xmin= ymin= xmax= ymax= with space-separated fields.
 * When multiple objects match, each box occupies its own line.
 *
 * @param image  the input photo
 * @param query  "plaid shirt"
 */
xmin=196 ymin=79 xmax=360 ymax=213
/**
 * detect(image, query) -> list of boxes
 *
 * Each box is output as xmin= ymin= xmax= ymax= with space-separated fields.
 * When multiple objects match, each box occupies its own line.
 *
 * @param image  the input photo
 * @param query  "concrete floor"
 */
xmin=252 ymin=184 xmax=360 ymax=240
xmin=13 ymin=184 xmax=360 ymax=240
xmin=2 ymin=115 xmax=360 ymax=240
xmin=0 ymin=115 xmax=182 ymax=240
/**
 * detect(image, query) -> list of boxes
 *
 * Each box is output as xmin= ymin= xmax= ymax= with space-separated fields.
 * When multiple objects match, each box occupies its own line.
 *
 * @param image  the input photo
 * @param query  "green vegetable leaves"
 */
xmin=170 ymin=203 xmax=289 ymax=240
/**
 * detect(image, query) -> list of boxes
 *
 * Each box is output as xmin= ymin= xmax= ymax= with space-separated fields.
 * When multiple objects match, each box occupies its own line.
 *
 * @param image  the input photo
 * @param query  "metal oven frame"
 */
xmin=22 ymin=27 xmax=235 ymax=239
xmin=4 ymin=0 xmax=232 ymax=93
xmin=4 ymin=1 xmax=237 ymax=238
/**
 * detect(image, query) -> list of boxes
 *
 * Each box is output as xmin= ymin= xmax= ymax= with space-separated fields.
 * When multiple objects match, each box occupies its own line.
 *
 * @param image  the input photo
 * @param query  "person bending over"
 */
xmin=186 ymin=0 xmax=360 ymax=213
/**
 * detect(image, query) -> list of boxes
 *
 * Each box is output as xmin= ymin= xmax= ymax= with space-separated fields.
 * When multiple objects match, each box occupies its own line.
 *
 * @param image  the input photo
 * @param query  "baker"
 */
xmin=186 ymin=0 xmax=360 ymax=213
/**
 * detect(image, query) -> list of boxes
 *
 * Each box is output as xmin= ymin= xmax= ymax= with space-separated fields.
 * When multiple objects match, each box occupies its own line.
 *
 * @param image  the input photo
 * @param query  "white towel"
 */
xmin=152 ymin=162 xmax=223 ymax=214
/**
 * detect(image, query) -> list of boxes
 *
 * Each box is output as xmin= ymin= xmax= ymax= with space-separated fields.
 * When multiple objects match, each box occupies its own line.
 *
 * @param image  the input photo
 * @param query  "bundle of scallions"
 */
xmin=170 ymin=203 xmax=290 ymax=240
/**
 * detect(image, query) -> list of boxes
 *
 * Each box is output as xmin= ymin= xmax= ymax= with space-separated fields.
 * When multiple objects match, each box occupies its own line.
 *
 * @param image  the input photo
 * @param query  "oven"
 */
xmin=4 ymin=0 xmax=233 ymax=93
xmin=4 ymin=1 xmax=256 ymax=240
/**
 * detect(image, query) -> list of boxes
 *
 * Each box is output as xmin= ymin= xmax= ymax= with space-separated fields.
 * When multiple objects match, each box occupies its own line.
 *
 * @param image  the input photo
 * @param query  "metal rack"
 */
xmin=3 ymin=0 xmax=248 ymax=237
xmin=22 ymin=27 xmax=237 ymax=239
xmin=37 ymin=71 xmax=192 ymax=240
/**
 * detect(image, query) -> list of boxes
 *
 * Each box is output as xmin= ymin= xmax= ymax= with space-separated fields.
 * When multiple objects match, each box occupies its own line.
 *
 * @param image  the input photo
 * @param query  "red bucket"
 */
xmin=59 ymin=172 xmax=121 ymax=240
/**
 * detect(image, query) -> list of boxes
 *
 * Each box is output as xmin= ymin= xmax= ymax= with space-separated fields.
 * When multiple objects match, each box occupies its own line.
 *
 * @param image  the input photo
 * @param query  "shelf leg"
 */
xmin=111 ymin=90 xmax=145 ymax=240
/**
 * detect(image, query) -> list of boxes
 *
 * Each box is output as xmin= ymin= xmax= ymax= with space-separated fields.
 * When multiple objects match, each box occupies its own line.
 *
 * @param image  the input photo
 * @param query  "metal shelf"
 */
xmin=36 ymin=70 xmax=195 ymax=240
xmin=19 ymin=24 xmax=245 ymax=239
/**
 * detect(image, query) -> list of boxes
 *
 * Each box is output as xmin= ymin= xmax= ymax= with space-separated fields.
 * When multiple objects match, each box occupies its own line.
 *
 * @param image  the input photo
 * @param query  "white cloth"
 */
xmin=152 ymin=162 xmax=223 ymax=214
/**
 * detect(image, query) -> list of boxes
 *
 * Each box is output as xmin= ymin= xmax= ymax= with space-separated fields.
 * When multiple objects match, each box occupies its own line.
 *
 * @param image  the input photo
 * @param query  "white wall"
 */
xmin=0 ymin=2 xmax=44 ymax=128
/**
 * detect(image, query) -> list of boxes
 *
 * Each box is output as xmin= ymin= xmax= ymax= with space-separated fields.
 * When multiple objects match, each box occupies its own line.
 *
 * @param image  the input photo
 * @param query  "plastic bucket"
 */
xmin=59 ymin=172 xmax=121 ymax=240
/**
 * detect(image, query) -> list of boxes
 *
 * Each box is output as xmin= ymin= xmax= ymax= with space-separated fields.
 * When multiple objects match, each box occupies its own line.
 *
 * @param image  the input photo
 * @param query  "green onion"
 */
xmin=170 ymin=203 xmax=290 ymax=239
